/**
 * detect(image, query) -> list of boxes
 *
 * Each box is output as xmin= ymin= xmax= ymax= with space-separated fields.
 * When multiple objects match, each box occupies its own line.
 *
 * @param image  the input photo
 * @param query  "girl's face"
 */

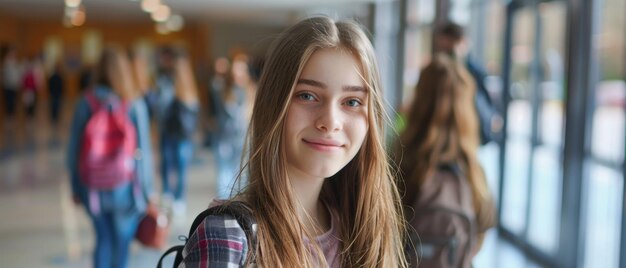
xmin=283 ymin=48 xmax=369 ymax=181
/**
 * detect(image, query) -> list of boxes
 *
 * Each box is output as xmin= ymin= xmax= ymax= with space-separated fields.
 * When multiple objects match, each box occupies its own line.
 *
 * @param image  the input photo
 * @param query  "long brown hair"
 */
xmin=95 ymin=46 xmax=138 ymax=101
xmin=130 ymin=50 xmax=152 ymax=95
xmin=398 ymin=53 xmax=495 ymax=235
xmin=172 ymin=54 xmax=199 ymax=104
xmin=235 ymin=16 xmax=407 ymax=267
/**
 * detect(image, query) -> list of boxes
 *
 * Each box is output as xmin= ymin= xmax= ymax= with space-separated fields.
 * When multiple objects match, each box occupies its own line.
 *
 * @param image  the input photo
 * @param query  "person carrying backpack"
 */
xmin=154 ymin=47 xmax=199 ymax=216
xmin=48 ymin=62 xmax=64 ymax=131
xmin=395 ymin=54 xmax=496 ymax=267
xmin=67 ymin=47 xmax=154 ymax=268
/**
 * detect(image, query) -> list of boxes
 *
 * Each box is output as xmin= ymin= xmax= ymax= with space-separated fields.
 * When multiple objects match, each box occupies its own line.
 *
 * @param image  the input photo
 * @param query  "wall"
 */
xmin=207 ymin=20 xmax=284 ymax=60
xmin=0 ymin=11 xmax=210 ymax=100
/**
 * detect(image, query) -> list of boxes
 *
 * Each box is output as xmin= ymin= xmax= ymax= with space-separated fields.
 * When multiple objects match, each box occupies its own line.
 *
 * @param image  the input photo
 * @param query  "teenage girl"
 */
xmin=181 ymin=16 xmax=408 ymax=267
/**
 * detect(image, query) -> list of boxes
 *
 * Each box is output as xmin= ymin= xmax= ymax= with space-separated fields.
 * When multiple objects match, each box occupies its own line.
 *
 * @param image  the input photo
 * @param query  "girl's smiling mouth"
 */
xmin=302 ymin=138 xmax=344 ymax=152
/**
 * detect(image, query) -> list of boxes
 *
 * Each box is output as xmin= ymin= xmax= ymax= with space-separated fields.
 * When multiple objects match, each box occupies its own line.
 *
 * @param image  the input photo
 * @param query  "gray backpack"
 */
xmin=406 ymin=163 xmax=477 ymax=268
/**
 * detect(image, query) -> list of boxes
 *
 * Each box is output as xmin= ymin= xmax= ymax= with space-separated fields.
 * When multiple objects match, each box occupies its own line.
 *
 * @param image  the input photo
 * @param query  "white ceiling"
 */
xmin=0 ymin=0 xmax=379 ymax=25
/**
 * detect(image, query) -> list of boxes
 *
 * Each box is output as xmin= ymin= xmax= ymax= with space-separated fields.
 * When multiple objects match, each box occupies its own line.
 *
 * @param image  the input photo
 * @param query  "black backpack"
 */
xmin=164 ymin=99 xmax=199 ymax=140
xmin=157 ymin=201 xmax=257 ymax=268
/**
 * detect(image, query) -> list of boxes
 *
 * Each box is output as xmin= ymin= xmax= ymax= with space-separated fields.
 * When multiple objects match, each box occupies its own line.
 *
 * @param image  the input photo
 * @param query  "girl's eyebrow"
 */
xmin=297 ymin=78 xmax=325 ymax=88
xmin=297 ymin=78 xmax=366 ymax=92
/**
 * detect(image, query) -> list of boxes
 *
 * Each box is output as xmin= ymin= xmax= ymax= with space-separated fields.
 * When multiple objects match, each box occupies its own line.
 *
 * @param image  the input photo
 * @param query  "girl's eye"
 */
xmin=345 ymin=99 xmax=362 ymax=107
xmin=297 ymin=92 xmax=316 ymax=101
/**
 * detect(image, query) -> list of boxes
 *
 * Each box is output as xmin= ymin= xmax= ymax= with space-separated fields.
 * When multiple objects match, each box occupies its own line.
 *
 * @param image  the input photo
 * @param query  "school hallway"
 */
xmin=0 ymin=101 xmax=538 ymax=267
xmin=0 ymin=99 xmax=219 ymax=267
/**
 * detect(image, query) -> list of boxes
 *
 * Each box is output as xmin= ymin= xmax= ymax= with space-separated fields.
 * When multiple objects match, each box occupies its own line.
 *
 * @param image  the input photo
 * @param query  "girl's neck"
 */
xmin=288 ymin=169 xmax=331 ymax=237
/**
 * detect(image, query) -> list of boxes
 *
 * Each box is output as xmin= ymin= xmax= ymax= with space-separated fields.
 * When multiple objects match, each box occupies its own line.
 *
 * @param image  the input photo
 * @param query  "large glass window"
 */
xmin=500 ymin=0 xmax=566 ymax=257
xmin=584 ymin=163 xmax=623 ymax=268
xmin=402 ymin=0 xmax=435 ymax=111
xmin=501 ymin=6 xmax=535 ymax=237
xmin=583 ymin=0 xmax=625 ymax=266
xmin=526 ymin=1 xmax=566 ymax=255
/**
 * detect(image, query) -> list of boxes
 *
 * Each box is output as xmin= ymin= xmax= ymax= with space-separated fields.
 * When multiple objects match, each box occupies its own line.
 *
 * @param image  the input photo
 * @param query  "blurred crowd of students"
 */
xmin=0 ymin=41 xmax=256 ymax=267
xmin=1 ymin=45 xmax=66 ymax=138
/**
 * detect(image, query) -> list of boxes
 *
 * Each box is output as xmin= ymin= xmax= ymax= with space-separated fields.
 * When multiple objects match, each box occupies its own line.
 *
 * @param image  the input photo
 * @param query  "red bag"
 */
xmin=136 ymin=203 xmax=170 ymax=249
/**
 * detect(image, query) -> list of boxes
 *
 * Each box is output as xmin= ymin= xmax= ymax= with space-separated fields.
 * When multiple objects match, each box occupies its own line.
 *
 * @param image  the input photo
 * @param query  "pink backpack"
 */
xmin=79 ymin=92 xmax=137 ymax=190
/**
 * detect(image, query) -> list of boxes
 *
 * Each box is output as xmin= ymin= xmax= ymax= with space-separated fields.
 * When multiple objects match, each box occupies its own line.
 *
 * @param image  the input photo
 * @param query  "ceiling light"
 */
xmin=165 ymin=14 xmax=184 ymax=32
xmin=65 ymin=0 xmax=81 ymax=8
xmin=72 ymin=9 xmax=86 ymax=26
xmin=151 ymin=5 xmax=170 ymax=22
xmin=141 ymin=0 xmax=160 ymax=13
xmin=65 ymin=6 xmax=78 ymax=17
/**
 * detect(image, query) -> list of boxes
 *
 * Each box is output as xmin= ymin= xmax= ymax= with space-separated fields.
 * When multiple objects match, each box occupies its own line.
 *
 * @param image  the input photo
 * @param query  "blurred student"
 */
xmin=154 ymin=47 xmax=176 ymax=120
xmin=155 ymin=48 xmax=199 ymax=215
xmin=48 ymin=62 xmax=64 ymax=128
xmin=396 ymin=54 xmax=496 ymax=267
xmin=435 ymin=21 xmax=502 ymax=145
xmin=180 ymin=16 xmax=407 ymax=267
xmin=2 ymin=46 xmax=21 ymax=127
xmin=67 ymin=47 xmax=154 ymax=268
xmin=203 ymin=57 xmax=229 ymax=148
xmin=130 ymin=50 xmax=156 ymax=119
xmin=79 ymin=64 xmax=96 ymax=92
xmin=209 ymin=57 xmax=249 ymax=199
xmin=21 ymin=56 xmax=44 ymax=120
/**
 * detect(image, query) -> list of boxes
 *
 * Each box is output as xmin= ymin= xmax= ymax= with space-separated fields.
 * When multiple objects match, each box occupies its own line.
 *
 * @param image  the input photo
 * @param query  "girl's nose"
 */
xmin=315 ymin=104 xmax=342 ymax=133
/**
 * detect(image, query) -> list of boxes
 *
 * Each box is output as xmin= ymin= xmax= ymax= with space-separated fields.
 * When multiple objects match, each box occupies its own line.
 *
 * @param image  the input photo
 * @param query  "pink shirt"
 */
xmin=305 ymin=206 xmax=341 ymax=268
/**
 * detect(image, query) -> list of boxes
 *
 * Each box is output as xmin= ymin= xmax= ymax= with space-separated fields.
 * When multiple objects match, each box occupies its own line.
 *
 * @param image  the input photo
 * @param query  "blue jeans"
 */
xmin=160 ymin=136 xmax=194 ymax=201
xmin=89 ymin=185 xmax=141 ymax=268
xmin=213 ymin=142 xmax=244 ymax=199
xmin=50 ymin=97 xmax=62 ymax=124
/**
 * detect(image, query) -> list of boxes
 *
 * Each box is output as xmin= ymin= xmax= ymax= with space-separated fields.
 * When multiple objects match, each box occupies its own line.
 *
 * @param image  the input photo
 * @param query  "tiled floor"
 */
xmin=0 ymin=100 xmax=540 ymax=267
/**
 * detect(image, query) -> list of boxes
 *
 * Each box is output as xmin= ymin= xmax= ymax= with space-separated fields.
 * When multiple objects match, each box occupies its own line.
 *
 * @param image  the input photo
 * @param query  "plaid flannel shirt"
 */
xmin=179 ymin=201 xmax=340 ymax=267
xmin=180 ymin=214 xmax=254 ymax=268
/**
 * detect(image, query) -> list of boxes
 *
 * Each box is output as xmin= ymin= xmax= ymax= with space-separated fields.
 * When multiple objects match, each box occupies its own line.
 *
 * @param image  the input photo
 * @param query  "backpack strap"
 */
xmin=158 ymin=201 xmax=257 ymax=268
xmin=85 ymin=91 xmax=101 ymax=111
xmin=438 ymin=162 xmax=462 ymax=178
xmin=156 ymin=245 xmax=184 ymax=268
xmin=188 ymin=201 xmax=256 ymax=238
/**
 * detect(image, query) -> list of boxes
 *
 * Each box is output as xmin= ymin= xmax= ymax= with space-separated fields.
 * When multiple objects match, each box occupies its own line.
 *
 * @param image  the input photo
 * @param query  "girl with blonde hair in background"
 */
xmin=180 ymin=16 xmax=408 ymax=267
